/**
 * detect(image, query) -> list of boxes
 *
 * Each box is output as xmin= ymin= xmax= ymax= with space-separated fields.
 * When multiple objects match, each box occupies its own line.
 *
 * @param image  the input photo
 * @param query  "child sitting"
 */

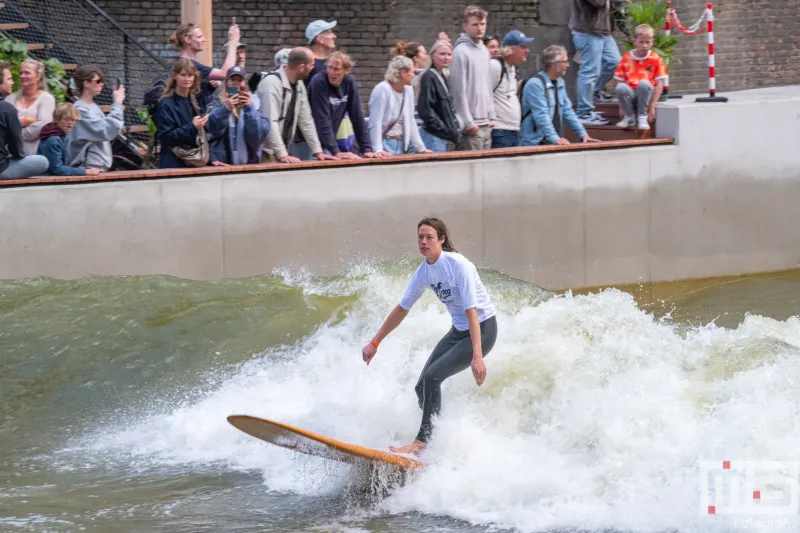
xmin=613 ymin=24 xmax=667 ymax=131
xmin=37 ymin=103 xmax=101 ymax=176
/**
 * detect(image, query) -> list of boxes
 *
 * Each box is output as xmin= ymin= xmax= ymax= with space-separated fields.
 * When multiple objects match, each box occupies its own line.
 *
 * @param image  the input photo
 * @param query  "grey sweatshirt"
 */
xmin=569 ymin=0 xmax=614 ymax=36
xmin=68 ymin=100 xmax=124 ymax=171
xmin=449 ymin=34 xmax=495 ymax=131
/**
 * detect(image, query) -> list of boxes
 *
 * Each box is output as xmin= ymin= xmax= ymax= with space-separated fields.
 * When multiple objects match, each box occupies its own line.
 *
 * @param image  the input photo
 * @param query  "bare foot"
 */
xmin=389 ymin=440 xmax=425 ymax=455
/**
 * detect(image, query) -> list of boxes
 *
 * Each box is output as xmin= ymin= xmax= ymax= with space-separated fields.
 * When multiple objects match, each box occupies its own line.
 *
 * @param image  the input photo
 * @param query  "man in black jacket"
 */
xmin=0 ymin=62 xmax=48 ymax=179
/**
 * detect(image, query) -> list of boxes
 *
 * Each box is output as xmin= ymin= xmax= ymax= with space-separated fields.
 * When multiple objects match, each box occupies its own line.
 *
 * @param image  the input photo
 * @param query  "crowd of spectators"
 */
xmin=0 ymin=0 xmax=667 ymax=179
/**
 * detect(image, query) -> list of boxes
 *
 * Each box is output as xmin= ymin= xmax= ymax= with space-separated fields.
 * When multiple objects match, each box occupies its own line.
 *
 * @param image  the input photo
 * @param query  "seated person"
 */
xmin=307 ymin=52 xmax=382 ymax=159
xmin=38 ymin=103 xmax=101 ymax=176
xmin=520 ymin=45 xmax=599 ymax=146
xmin=208 ymin=66 xmax=270 ymax=166
xmin=368 ymin=56 xmax=429 ymax=156
xmin=613 ymin=24 xmax=667 ymax=131
xmin=6 ymin=59 xmax=55 ymax=156
xmin=68 ymin=65 xmax=125 ymax=172
xmin=0 ymin=61 xmax=48 ymax=179
xmin=155 ymin=59 xmax=229 ymax=169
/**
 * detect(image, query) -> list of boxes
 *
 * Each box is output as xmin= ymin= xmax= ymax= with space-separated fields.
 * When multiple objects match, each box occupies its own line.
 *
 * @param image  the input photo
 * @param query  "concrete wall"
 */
xmin=2 ymin=86 xmax=800 ymax=290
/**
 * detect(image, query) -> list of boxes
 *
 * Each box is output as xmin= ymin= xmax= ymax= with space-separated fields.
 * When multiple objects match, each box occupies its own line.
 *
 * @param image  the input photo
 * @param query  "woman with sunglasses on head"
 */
xmin=483 ymin=35 xmax=501 ymax=58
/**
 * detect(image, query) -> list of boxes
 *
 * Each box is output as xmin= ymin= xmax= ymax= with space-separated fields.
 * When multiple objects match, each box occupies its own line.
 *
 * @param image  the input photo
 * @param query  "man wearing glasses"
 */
xmin=519 ymin=45 xmax=600 ymax=146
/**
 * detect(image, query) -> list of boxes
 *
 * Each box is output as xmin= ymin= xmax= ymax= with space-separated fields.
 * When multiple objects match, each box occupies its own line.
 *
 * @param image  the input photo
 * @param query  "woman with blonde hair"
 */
xmin=155 ymin=58 xmax=231 ymax=168
xmin=368 ymin=56 xmax=430 ymax=156
xmin=6 ymin=59 xmax=55 ymax=155
xmin=417 ymin=40 xmax=460 ymax=152
xmin=67 ymin=64 xmax=124 ymax=172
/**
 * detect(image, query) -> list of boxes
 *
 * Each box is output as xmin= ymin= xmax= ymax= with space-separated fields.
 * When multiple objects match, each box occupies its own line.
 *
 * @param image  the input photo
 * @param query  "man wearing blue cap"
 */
xmin=289 ymin=19 xmax=338 ymax=161
xmin=305 ymin=20 xmax=338 ymax=85
xmin=489 ymin=30 xmax=533 ymax=148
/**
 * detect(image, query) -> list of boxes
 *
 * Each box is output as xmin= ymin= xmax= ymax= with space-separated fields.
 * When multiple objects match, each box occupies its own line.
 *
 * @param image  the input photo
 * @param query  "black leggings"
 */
xmin=413 ymin=315 xmax=498 ymax=442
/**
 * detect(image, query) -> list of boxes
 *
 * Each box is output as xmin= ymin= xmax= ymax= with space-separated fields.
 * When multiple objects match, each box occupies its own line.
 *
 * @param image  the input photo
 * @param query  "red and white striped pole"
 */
xmin=696 ymin=2 xmax=728 ymax=102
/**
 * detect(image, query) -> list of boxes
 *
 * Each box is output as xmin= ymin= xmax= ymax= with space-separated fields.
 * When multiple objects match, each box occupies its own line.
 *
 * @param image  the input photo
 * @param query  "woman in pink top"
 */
xmin=6 ymin=59 xmax=55 ymax=156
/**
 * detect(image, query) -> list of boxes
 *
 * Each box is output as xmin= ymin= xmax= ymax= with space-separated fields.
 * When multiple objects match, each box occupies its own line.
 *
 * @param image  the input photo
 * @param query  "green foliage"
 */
xmin=618 ymin=0 xmax=680 ymax=67
xmin=0 ymin=38 xmax=68 ymax=102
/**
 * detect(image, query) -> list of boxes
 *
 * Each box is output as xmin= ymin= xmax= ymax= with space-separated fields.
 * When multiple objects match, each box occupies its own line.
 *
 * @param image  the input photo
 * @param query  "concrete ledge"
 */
xmin=1 ymin=87 xmax=799 ymax=289
xmin=0 ymin=139 xmax=672 ymax=188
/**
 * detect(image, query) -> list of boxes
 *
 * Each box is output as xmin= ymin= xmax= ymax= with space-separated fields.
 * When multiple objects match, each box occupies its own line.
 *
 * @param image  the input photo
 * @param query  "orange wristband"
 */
xmin=370 ymin=339 xmax=380 ymax=347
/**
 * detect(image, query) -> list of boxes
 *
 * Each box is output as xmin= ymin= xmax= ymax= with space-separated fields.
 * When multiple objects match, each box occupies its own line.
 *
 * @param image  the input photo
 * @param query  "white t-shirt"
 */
xmin=399 ymin=251 xmax=496 ymax=331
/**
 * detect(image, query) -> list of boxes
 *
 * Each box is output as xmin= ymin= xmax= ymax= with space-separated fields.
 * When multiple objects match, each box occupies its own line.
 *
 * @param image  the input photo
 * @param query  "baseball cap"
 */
xmin=274 ymin=47 xmax=292 ymax=67
xmin=502 ymin=30 xmax=534 ymax=47
xmin=305 ymin=20 xmax=337 ymax=44
xmin=223 ymin=41 xmax=247 ymax=50
xmin=226 ymin=65 xmax=247 ymax=79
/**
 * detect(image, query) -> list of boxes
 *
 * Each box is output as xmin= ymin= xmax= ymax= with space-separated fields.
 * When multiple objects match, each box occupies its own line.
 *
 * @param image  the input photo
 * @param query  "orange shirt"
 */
xmin=613 ymin=50 xmax=668 ymax=89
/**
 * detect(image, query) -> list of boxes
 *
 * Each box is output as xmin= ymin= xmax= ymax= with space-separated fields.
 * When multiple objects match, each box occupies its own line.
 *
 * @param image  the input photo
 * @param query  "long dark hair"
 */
xmin=161 ymin=58 xmax=201 ymax=110
xmin=418 ymin=217 xmax=456 ymax=252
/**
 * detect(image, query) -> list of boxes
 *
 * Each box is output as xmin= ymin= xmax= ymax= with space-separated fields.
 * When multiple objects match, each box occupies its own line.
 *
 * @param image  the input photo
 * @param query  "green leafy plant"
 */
xmin=137 ymin=107 xmax=159 ymax=166
xmin=0 ymin=38 xmax=68 ymax=102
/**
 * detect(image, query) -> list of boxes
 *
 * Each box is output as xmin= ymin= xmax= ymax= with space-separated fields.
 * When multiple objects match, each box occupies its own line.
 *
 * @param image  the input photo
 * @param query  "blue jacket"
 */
xmin=37 ymin=134 xmax=86 ymax=176
xmin=155 ymin=92 xmax=227 ymax=169
xmin=520 ymin=73 xmax=587 ymax=146
xmin=208 ymin=92 xmax=270 ymax=165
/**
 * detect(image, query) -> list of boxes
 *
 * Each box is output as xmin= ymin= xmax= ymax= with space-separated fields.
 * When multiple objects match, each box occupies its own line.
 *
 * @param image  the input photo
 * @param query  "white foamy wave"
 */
xmin=83 ymin=269 xmax=800 ymax=532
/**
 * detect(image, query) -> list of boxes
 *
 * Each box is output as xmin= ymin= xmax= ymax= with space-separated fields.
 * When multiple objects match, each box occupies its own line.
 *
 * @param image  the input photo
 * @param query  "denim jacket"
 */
xmin=520 ymin=72 xmax=587 ymax=146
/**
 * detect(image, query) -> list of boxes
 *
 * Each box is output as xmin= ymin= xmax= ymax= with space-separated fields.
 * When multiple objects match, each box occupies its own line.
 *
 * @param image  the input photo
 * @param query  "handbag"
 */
xmin=170 ymin=128 xmax=209 ymax=168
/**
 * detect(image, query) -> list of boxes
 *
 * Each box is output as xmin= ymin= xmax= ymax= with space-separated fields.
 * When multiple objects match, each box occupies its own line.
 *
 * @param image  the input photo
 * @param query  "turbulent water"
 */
xmin=2 ymin=264 xmax=800 ymax=533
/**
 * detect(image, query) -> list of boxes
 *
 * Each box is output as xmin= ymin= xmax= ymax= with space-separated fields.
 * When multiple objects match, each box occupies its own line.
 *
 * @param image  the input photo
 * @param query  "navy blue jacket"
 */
xmin=155 ymin=92 xmax=227 ymax=169
xmin=307 ymin=73 xmax=372 ymax=155
xmin=37 ymin=134 xmax=86 ymax=176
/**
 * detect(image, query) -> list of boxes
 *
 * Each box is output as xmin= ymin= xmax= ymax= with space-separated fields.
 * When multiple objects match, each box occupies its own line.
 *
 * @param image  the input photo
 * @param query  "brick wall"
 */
xmin=91 ymin=0 xmax=800 ymax=103
xmin=668 ymin=0 xmax=800 ymax=93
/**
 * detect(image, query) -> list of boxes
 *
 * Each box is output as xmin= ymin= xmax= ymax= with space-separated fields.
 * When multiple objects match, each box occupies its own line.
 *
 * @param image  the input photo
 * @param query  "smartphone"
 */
xmin=227 ymin=85 xmax=239 ymax=97
xmin=115 ymin=78 xmax=121 ymax=90
xmin=232 ymin=16 xmax=236 ymax=25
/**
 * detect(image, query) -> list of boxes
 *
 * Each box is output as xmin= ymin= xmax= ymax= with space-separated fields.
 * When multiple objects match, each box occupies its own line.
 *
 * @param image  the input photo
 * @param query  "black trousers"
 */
xmin=413 ymin=315 xmax=498 ymax=442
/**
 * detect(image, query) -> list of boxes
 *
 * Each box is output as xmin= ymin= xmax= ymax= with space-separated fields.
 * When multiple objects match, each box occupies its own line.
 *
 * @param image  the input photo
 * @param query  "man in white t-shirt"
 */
xmin=489 ymin=30 xmax=533 ymax=148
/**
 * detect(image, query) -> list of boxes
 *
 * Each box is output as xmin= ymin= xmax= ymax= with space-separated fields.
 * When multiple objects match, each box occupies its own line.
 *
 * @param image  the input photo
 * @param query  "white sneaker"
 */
xmin=579 ymin=112 xmax=610 ymax=126
xmin=637 ymin=115 xmax=651 ymax=130
xmin=616 ymin=115 xmax=635 ymax=128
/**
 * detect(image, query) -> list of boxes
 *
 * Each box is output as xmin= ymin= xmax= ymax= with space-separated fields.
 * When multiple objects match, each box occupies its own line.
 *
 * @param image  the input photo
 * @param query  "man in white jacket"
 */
xmin=256 ymin=48 xmax=336 ymax=163
xmin=449 ymin=5 xmax=495 ymax=151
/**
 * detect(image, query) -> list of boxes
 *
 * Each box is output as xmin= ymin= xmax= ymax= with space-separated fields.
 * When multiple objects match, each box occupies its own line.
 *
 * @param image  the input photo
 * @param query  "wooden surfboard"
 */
xmin=227 ymin=414 xmax=424 ymax=470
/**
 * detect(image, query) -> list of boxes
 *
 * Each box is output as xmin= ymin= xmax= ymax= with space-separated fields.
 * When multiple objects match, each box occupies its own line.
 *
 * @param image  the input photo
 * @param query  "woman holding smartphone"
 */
xmin=362 ymin=217 xmax=498 ymax=455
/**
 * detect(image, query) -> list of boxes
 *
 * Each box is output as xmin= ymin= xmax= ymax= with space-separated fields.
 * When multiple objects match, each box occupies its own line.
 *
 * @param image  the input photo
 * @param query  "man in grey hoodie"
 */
xmin=449 ymin=5 xmax=495 ymax=151
xmin=570 ymin=0 xmax=629 ymax=126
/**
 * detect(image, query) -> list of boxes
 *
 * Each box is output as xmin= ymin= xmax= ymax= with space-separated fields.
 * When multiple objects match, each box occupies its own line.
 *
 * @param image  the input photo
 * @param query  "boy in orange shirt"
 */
xmin=613 ymin=24 xmax=667 ymax=131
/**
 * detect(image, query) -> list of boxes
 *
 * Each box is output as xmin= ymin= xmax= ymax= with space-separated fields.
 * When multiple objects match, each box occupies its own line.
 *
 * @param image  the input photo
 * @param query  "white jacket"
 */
xmin=256 ymin=67 xmax=322 ymax=159
xmin=367 ymin=81 xmax=425 ymax=154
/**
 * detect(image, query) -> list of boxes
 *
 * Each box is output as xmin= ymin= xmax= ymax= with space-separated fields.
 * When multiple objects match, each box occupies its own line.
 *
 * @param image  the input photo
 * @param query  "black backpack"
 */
xmin=142 ymin=68 xmax=170 ymax=118
xmin=492 ymin=56 xmax=508 ymax=93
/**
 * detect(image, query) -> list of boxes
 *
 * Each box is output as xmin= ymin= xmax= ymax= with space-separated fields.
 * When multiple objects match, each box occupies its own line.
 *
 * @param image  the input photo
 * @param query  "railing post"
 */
xmin=123 ymin=34 xmax=130 ymax=89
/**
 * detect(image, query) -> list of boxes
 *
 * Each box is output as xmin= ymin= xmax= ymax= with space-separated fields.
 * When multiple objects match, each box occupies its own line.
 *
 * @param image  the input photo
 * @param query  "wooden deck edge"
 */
xmin=0 ymin=138 xmax=675 ymax=188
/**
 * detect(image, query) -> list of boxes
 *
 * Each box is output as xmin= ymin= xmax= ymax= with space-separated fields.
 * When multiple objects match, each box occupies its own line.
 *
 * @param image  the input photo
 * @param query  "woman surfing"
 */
xmin=362 ymin=217 xmax=498 ymax=455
